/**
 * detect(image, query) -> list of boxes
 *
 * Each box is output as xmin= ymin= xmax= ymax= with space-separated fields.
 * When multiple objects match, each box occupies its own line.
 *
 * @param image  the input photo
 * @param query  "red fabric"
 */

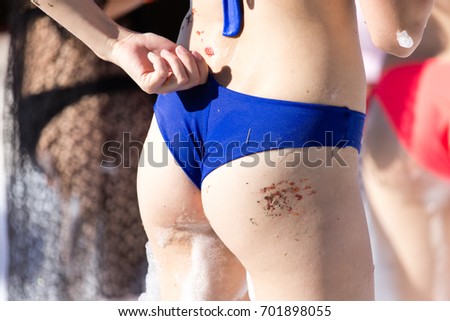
xmin=370 ymin=58 xmax=450 ymax=181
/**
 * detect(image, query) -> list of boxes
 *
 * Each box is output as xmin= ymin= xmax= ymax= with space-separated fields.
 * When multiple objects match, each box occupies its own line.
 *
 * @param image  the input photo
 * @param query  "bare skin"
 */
xmin=138 ymin=0 xmax=429 ymax=300
xmin=33 ymin=0 xmax=433 ymax=300
xmin=362 ymin=1 xmax=450 ymax=300
xmin=104 ymin=0 xmax=155 ymax=19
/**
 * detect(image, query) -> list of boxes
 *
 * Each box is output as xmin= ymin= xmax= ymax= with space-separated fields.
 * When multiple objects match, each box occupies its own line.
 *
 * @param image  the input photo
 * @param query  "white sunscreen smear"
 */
xmin=396 ymin=30 xmax=414 ymax=48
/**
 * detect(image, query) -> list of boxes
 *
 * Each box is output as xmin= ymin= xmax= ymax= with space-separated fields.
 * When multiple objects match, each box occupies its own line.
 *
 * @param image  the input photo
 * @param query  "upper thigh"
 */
xmin=137 ymin=117 xmax=249 ymax=300
xmin=202 ymin=147 xmax=373 ymax=299
xmin=137 ymin=116 xmax=206 ymax=232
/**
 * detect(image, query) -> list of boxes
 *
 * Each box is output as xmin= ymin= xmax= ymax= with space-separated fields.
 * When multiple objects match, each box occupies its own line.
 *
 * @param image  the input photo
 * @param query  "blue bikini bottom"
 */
xmin=153 ymin=75 xmax=365 ymax=189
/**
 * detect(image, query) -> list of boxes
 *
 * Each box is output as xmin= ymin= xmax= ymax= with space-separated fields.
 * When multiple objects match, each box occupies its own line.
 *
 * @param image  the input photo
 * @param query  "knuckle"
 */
xmin=139 ymin=79 xmax=157 ymax=94
xmin=140 ymin=84 xmax=154 ymax=94
xmin=191 ymin=77 xmax=201 ymax=87
xmin=178 ymin=76 xmax=189 ymax=86
xmin=198 ymin=74 xmax=208 ymax=85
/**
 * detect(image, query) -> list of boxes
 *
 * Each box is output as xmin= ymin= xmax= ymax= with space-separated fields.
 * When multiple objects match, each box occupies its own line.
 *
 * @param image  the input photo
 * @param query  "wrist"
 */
xmin=102 ymin=25 xmax=133 ymax=62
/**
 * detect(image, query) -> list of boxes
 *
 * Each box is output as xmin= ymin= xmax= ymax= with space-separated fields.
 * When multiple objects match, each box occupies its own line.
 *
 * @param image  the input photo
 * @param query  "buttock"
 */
xmin=154 ymin=74 xmax=366 ymax=189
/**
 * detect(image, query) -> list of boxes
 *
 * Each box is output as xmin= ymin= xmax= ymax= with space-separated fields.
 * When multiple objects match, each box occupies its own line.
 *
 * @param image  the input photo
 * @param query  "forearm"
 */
xmin=104 ymin=0 xmax=152 ymax=19
xmin=359 ymin=0 xmax=434 ymax=57
xmin=31 ymin=0 xmax=129 ymax=60
xmin=29 ymin=0 xmax=222 ymax=95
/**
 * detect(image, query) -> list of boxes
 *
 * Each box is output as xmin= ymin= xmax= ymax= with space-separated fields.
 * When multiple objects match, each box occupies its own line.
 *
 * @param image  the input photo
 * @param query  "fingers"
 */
xmin=191 ymin=50 xmax=209 ymax=85
xmin=160 ymin=48 xmax=191 ymax=90
xmin=140 ymin=52 xmax=170 ymax=93
xmin=175 ymin=46 xmax=201 ymax=84
xmin=174 ymin=46 xmax=209 ymax=86
xmin=141 ymin=46 xmax=208 ymax=94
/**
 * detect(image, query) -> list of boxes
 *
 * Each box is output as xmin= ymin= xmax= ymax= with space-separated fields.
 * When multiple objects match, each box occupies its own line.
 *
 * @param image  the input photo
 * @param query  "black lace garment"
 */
xmin=4 ymin=0 xmax=189 ymax=300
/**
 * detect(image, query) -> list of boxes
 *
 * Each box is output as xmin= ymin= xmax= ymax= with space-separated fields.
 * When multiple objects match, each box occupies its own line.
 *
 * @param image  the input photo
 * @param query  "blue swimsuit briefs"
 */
xmin=152 ymin=0 xmax=365 ymax=189
xmin=153 ymin=75 xmax=365 ymax=189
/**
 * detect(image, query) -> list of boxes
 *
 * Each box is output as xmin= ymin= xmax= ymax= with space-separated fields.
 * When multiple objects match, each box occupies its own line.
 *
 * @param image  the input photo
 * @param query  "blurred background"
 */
xmin=0 ymin=0 xmax=9 ymax=302
xmin=0 ymin=0 xmax=189 ymax=300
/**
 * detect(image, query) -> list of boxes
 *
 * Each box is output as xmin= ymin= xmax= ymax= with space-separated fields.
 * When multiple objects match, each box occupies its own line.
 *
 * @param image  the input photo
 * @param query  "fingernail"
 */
xmin=160 ymin=49 xmax=171 ymax=56
xmin=176 ymin=45 xmax=189 ymax=55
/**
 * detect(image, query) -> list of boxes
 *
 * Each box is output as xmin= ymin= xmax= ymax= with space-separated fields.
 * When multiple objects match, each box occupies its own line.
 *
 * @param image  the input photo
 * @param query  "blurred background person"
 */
xmin=4 ymin=0 xmax=189 ymax=300
xmin=361 ymin=0 xmax=450 ymax=300
xmin=355 ymin=1 xmax=386 ymax=94
xmin=355 ymin=1 xmax=393 ymax=300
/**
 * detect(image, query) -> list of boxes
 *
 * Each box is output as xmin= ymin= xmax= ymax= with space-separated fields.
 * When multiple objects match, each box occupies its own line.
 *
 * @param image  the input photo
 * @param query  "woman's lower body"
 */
xmin=137 ymin=76 xmax=374 ymax=300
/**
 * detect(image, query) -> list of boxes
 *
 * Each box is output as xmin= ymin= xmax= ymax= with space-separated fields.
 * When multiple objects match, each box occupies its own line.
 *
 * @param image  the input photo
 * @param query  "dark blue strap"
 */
xmin=222 ymin=0 xmax=243 ymax=37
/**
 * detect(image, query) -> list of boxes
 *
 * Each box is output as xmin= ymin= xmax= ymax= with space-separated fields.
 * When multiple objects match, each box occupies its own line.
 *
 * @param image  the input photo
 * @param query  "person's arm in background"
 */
xmin=31 ymin=0 xmax=208 ymax=94
xmin=359 ymin=0 xmax=435 ymax=57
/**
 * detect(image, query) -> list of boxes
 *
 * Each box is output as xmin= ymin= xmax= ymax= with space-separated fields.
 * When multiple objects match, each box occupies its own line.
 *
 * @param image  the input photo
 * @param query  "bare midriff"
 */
xmin=177 ymin=0 xmax=366 ymax=113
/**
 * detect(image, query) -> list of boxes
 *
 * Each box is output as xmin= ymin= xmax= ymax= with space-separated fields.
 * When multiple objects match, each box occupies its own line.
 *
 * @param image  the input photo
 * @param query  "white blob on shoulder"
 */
xmin=396 ymin=30 xmax=414 ymax=48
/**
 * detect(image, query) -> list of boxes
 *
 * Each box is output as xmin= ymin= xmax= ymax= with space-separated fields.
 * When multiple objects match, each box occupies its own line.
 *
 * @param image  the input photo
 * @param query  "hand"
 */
xmin=109 ymin=30 xmax=208 ymax=94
